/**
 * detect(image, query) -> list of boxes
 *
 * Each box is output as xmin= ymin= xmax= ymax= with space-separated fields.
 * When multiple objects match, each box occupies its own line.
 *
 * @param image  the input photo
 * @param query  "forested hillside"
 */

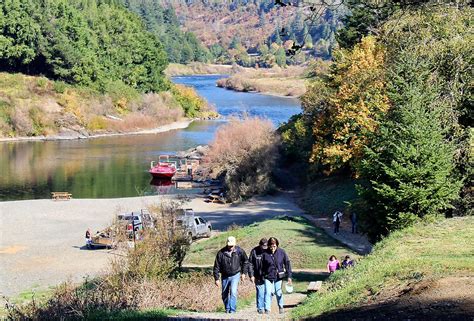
xmin=0 ymin=0 xmax=219 ymax=138
xmin=280 ymin=1 xmax=473 ymax=241
xmin=0 ymin=0 xmax=168 ymax=92
xmin=118 ymin=1 xmax=211 ymax=64
xmin=165 ymin=0 xmax=341 ymax=66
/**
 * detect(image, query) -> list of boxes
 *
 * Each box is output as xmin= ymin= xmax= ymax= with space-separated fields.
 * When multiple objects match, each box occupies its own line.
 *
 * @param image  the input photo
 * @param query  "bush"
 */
xmin=53 ymin=81 xmax=67 ymax=94
xmin=171 ymin=84 xmax=209 ymax=117
xmin=203 ymin=117 xmax=279 ymax=201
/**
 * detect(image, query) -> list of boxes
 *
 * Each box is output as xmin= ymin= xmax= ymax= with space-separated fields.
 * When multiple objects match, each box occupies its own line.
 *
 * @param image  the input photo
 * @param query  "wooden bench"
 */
xmin=307 ymin=281 xmax=322 ymax=293
xmin=51 ymin=192 xmax=72 ymax=200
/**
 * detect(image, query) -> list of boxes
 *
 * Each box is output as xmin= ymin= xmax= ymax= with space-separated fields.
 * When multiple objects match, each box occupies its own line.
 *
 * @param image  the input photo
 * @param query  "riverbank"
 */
xmin=166 ymin=63 xmax=308 ymax=97
xmin=0 ymin=119 xmax=194 ymax=143
xmin=165 ymin=62 xmax=234 ymax=76
xmin=216 ymin=65 xmax=307 ymax=97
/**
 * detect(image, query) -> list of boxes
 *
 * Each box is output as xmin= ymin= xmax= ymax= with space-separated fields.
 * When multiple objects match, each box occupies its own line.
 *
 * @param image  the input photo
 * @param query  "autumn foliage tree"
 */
xmin=301 ymin=36 xmax=389 ymax=174
xmin=203 ymin=117 xmax=279 ymax=201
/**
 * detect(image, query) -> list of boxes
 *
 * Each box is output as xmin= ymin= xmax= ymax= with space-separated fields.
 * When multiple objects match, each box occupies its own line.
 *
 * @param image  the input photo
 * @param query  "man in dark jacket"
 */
xmin=249 ymin=238 xmax=267 ymax=314
xmin=261 ymin=237 xmax=292 ymax=314
xmin=213 ymin=236 xmax=249 ymax=313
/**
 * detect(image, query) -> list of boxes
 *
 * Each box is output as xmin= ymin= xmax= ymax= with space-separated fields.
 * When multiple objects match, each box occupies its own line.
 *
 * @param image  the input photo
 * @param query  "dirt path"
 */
xmin=171 ymin=268 xmax=326 ymax=321
xmin=170 ymin=292 xmax=307 ymax=320
xmin=302 ymin=214 xmax=372 ymax=255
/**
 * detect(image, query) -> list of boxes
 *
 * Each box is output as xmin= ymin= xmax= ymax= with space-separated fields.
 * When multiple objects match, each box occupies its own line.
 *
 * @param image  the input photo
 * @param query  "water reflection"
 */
xmin=0 ymin=76 xmax=301 ymax=200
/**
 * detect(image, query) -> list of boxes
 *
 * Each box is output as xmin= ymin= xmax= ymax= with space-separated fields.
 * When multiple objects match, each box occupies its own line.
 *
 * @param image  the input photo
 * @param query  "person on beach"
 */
xmin=350 ymin=212 xmax=357 ymax=234
xmin=327 ymin=255 xmax=340 ymax=274
xmin=213 ymin=236 xmax=249 ymax=313
xmin=333 ymin=211 xmax=343 ymax=234
xmin=85 ymin=228 xmax=92 ymax=249
xmin=341 ymin=255 xmax=355 ymax=269
xmin=249 ymin=238 xmax=268 ymax=314
xmin=261 ymin=237 xmax=292 ymax=315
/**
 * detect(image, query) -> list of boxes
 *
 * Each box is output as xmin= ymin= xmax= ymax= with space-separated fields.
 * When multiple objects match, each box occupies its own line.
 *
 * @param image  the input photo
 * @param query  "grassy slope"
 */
xmin=291 ymin=216 xmax=474 ymax=319
xmin=185 ymin=216 xmax=356 ymax=269
xmin=0 ymin=72 xmax=201 ymax=138
xmin=185 ymin=216 xmax=358 ymax=309
xmin=302 ymin=175 xmax=359 ymax=216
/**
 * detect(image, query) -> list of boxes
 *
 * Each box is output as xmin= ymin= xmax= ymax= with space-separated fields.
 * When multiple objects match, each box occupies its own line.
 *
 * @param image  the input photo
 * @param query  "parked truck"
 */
xmin=177 ymin=208 xmax=212 ymax=243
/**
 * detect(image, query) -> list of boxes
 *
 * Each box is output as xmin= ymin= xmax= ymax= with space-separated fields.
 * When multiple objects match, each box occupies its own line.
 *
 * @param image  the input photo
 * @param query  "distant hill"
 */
xmin=163 ymin=0 xmax=342 ymax=66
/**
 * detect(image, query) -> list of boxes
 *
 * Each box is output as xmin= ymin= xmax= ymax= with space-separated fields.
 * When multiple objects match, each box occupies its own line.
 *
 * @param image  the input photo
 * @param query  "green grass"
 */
xmin=291 ymin=216 xmax=474 ymax=319
xmin=0 ymin=286 xmax=55 ymax=318
xmin=185 ymin=216 xmax=357 ymax=269
xmin=86 ymin=308 xmax=179 ymax=320
xmin=302 ymin=175 xmax=359 ymax=216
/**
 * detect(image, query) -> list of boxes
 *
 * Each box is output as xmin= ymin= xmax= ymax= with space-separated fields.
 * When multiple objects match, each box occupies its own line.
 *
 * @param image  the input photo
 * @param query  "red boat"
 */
xmin=149 ymin=155 xmax=177 ymax=179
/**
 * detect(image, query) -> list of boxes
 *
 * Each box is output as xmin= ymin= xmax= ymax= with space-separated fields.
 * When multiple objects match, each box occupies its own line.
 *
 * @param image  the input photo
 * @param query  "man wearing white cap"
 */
xmin=213 ymin=236 xmax=249 ymax=313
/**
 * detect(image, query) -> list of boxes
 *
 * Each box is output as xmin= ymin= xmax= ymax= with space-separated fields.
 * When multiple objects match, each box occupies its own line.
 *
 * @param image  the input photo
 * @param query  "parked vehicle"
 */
xmin=88 ymin=228 xmax=115 ymax=249
xmin=117 ymin=209 xmax=154 ymax=233
xmin=177 ymin=208 xmax=212 ymax=243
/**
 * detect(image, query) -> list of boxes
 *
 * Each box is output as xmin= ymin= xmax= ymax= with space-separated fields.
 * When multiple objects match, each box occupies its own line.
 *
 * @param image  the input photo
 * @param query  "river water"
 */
xmin=0 ymin=75 xmax=301 ymax=200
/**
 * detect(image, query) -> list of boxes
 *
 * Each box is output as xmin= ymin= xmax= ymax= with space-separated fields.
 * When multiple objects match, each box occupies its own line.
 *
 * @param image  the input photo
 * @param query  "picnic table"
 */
xmin=51 ymin=192 xmax=72 ymax=200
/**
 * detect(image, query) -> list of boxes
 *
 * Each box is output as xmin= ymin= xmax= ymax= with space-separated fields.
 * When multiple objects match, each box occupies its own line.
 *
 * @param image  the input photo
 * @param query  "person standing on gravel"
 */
xmin=213 ymin=236 xmax=249 ymax=313
xmin=261 ymin=237 xmax=292 ymax=315
xmin=249 ymin=238 xmax=268 ymax=314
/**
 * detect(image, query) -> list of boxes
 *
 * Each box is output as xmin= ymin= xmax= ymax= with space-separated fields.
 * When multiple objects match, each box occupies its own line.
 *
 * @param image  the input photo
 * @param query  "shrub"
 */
xmin=29 ymin=106 xmax=50 ymax=136
xmin=53 ymin=81 xmax=67 ymax=94
xmin=171 ymin=84 xmax=208 ymax=117
xmin=11 ymin=105 xmax=34 ymax=136
xmin=203 ymin=117 xmax=279 ymax=201
xmin=86 ymin=116 xmax=108 ymax=131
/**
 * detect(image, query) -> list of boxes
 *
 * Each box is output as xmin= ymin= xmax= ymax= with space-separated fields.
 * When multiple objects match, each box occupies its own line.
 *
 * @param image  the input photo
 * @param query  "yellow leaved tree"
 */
xmin=302 ymin=36 xmax=389 ymax=174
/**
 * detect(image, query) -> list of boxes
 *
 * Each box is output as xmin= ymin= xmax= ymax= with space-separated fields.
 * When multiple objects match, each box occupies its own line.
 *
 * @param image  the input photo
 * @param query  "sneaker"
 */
xmin=257 ymin=309 xmax=263 ymax=314
xmin=265 ymin=310 xmax=270 ymax=314
xmin=279 ymin=308 xmax=285 ymax=314
xmin=225 ymin=310 xmax=230 ymax=314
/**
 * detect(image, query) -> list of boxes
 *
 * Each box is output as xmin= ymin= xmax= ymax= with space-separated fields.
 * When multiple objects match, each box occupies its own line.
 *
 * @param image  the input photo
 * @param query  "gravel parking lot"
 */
xmin=0 ymin=192 xmax=303 ymax=300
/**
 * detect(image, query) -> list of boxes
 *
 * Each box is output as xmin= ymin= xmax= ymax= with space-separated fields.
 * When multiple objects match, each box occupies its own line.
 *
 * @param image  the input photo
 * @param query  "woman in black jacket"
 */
xmin=261 ymin=237 xmax=292 ymax=314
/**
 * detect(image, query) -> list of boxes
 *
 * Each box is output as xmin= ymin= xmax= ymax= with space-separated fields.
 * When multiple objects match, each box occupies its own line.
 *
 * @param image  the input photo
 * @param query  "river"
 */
xmin=0 ymin=75 xmax=301 ymax=201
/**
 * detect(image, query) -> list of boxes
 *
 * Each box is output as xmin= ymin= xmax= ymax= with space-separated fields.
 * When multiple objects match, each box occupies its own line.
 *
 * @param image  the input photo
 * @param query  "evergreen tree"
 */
xmin=358 ymin=54 xmax=462 ymax=242
xmin=275 ymin=47 xmax=286 ymax=67
xmin=302 ymin=24 xmax=313 ymax=49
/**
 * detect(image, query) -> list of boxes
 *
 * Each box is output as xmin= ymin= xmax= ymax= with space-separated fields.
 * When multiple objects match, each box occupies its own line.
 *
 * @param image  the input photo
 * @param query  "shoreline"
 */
xmin=0 ymin=119 xmax=194 ymax=143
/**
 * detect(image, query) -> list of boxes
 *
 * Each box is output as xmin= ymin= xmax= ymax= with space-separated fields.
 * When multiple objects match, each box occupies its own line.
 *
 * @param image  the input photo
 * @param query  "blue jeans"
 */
xmin=255 ymin=280 xmax=265 ymax=311
xmin=221 ymin=272 xmax=240 ymax=312
xmin=264 ymin=279 xmax=283 ymax=312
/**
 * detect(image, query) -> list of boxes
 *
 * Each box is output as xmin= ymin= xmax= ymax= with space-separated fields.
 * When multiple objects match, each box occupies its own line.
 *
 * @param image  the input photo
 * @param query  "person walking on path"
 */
xmin=327 ymin=255 xmax=340 ymax=274
xmin=249 ymin=238 xmax=268 ymax=314
xmin=350 ymin=212 xmax=357 ymax=234
xmin=333 ymin=211 xmax=343 ymax=234
xmin=261 ymin=237 xmax=292 ymax=315
xmin=213 ymin=236 xmax=249 ymax=313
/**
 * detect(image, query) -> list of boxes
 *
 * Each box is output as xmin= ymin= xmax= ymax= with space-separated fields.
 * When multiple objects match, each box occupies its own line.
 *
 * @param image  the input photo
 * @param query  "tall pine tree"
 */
xmin=358 ymin=54 xmax=462 ymax=242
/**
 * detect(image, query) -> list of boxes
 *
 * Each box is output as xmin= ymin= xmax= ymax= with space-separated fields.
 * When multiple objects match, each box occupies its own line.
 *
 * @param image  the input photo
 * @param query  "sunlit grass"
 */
xmin=291 ymin=216 xmax=474 ymax=319
xmin=185 ymin=216 xmax=357 ymax=269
